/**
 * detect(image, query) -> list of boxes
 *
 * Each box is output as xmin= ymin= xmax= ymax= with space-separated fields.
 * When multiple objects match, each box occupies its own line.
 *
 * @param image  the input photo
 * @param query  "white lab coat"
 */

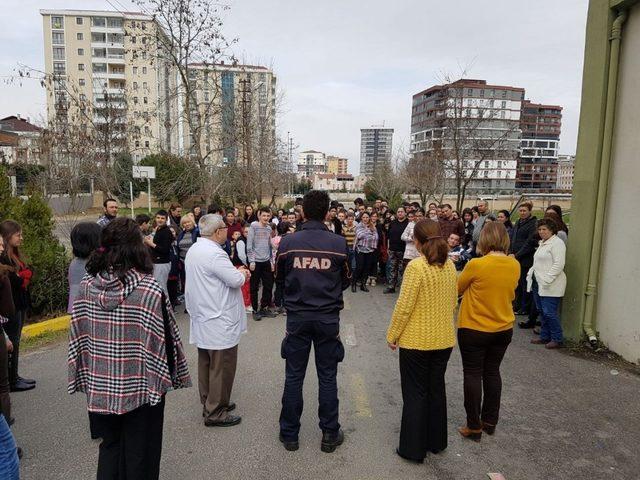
xmin=185 ymin=237 xmax=247 ymax=350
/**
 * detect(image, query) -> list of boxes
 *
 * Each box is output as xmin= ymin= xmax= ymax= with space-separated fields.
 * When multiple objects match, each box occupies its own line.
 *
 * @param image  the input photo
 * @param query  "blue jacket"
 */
xmin=276 ymin=220 xmax=351 ymax=323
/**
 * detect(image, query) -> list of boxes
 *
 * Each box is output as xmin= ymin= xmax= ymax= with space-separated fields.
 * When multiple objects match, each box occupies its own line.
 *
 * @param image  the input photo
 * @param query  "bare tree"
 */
xmin=401 ymin=150 xmax=445 ymax=207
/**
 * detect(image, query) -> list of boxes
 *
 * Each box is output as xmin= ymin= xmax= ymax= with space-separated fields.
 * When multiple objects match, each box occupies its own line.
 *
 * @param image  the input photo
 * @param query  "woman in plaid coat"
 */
xmin=68 ymin=217 xmax=191 ymax=480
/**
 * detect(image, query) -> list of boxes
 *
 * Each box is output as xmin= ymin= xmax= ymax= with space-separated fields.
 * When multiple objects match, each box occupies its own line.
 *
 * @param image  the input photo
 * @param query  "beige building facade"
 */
xmin=326 ymin=156 xmax=348 ymax=175
xmin=41 ymin=9 xmax=178 ymax=162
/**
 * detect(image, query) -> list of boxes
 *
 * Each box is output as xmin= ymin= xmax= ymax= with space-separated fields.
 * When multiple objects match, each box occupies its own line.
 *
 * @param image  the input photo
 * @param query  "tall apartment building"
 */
xmin=41 ymin=9 xmax=178 ymax=162
xmin=411 ymin=79 xmax=523 ymax=193
xmin=184 ymin=63 xmax=277 ymax=165
xmin=297 ymin=150 xmax=326 ymax=178
xmin=326 ymin=155 xmax=348 ymax=175
xmin=517 ymin=101 xmax=563 ymax=191
xmin=360 ymin=127 xmax=393 ymax=177
xmin=556 ymin=154 xmax=575 ymax=191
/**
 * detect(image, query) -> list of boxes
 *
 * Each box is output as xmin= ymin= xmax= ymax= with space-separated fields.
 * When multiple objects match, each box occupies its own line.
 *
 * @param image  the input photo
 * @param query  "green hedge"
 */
xmin=1 ymin=166 xmax=70 ymax=317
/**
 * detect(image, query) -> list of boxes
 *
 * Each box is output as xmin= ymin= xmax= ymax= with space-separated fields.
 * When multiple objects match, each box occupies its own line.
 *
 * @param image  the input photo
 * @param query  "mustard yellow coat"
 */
xmin=386 ymin=257 xmax=458 ymax=350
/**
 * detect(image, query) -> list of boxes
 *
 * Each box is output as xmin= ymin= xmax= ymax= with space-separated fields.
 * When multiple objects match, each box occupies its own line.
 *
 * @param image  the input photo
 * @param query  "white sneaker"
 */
xmin=245 ymin=306 xmax=253 ymax=313
xmin=371 ymin=278 xmax=377 ymax=287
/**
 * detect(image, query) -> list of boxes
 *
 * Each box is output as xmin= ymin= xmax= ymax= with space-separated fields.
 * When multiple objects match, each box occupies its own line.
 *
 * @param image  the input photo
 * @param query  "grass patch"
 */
xmin=21 ymin=329 xmax=69 ymax=353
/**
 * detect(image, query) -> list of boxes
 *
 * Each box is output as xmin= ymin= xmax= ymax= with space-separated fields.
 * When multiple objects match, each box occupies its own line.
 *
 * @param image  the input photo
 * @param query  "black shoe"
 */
xmin=383 ymin=287 xmax=396 ymax=294
xmin=360 ymin=284 xmax=369 ymax=292
xmin=204 ymin=415 xmax=242 ymax=427
xmin=226 ymin=402 xmax=236 ymax=412
xmin=17 ymin=376 xmax=36 ymax=385
xmin=253 ymin=312 xmax=263 ymax=321
xmin=17 ymin=447 xmax=22 ymax=459
xmin=259 ymin=309 xmax=277 ymax=318
xmin=279 ymin=433 xmax=299 ymax=452
xmin=7 ymin=417 xmax=15 ymax=426
xmin=518 ymin=320 xmax=536 ymax=329
xmin=395 ymin=447 xmax=424 ymax=464
xmin=351 ymin=283 xmax=357 ymax=293
xmin=321 ymin=429 xmax=344 ymax=453
xmin=10 ymin=380 xmax=35 ymax=392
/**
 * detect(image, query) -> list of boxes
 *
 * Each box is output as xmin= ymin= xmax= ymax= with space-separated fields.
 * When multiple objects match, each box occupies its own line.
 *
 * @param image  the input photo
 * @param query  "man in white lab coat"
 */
xmin=185 ymin=214 xmax=251 ymax=427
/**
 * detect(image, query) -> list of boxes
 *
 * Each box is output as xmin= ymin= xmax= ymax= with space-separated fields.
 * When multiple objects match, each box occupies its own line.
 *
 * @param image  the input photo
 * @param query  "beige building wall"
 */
xmin=326 ymin=156 xmax=348 ymax=175
xmin=595 ymin=4 xmax=640 ymax=363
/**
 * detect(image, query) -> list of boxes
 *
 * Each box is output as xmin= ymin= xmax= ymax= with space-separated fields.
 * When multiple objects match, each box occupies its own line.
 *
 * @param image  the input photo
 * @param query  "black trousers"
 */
xmin=0 ymin=327 xmax=10 ymax=420
xmin=89 ymin=398 xmax=165 ymax=480
xmin=353 ymin=251 xmax=375 ymax=285
xmin=279 ymin=321 xmax=345 ymax=441
xmin=250 ymin=261 xmax=274 ymax=311
xmin=514 ymin=258 xmax=533 ymax=314
xmin=398 ymin=347 xmax=452 ymax=460
xmin=3 ymin=310 xmax=24 ymax=387
xmin=458 ymin=328 xmax=512 ymax=430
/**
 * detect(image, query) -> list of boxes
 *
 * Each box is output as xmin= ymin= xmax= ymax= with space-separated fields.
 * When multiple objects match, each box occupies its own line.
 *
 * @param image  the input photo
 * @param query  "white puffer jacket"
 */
xmin=526 ymin=234 xmax=567 ymax=297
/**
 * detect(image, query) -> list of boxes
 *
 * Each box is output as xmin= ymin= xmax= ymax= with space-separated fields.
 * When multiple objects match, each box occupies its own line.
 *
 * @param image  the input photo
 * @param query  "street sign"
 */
xmin=132 ymin=166 xmax=156 ymax=179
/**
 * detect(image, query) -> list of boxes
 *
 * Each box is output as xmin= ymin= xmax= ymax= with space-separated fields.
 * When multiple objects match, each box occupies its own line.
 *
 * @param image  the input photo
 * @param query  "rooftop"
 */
xmin=40 ymin=9 xmax=152 ymax=20
xmin=0 ymin=116 xmax=42 ymax=133
xmin=414 ymin=78 xmax=525 ymax=98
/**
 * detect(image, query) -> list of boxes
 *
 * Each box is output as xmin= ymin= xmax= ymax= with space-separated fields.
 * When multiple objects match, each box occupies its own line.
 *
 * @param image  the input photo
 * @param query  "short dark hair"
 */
xmin=135 ymin=214 xmax=150 ymax=226
xmin=442 ymin=203 xmax=452 ymax=210
xmin=277 ymin=221 xmax=290 ymax=235
xmin=208 ymin=203 xmax=223 ymax=214
xmin=86 ymin=217 xmax=153 ymax=279
xmin=354 ymin=197 xmax=364 ymax=206
xmin=156 ymin=210 xmax=168 ymax=218
xmin=411 ymin=202 xmax=421 ymax=209
xmin=537 ymin=218 xmax=558 ymax=234
xmin=103 ymin=198 xmax=117 ymax=208
xmin=258 ymin=206 xmax=271 ymax=215
xmin=546 ymin=204 xmax=563 ymax=217
xmin=303 ymin=190 xmax=330 ymax=222
xmin=70 ymin=222 xmax=102 ymax=259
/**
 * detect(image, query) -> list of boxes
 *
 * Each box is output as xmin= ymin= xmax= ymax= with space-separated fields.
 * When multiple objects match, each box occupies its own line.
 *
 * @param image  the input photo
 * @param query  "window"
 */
xmin=141 ymin=22 xmax=146 ymax=30
xmin=480 ymin=89 xmax=485 ymax=97
xmin=91 ymin=32 xmax=106 ymax=42
xmin=502 ymin=90 xmax=507 ymax=98
xmin=79 ymin=94 xmax=86 ymax=102
xmin=51 ymin=16 xmax=63 ymax=29
xmin=141 ymin=52 xmax=147 ymax=60
xmin=144 ymin=140 xmax=149 ymax=148
xmin=142 ymin=67 xmax=147 ymax=74
xmin=52 ymin=47 xmax=65 ymax=60
xmin=77 ymin=33 xmax=83 ymax=40
xmin=76 ymin=17 xmax=83 ymax=25
xmin=133 ymin=67 xmax=138 ymax=74
xmin=135 ymin=140 xmax=140 ymax=148
xmin=92 ymin=17 xmax=106 ymax=27
xmin=142 ymin=37 xmax=147 ymax=44
xmin=52 ymin=32 xmax=64 ymax=45
xmin=107 ymin=18 xmax=123 ymax=28
xmin=467 ymin=88 xmax=472 ymax=95
xmin=133 ymin=82 xmax=138 ymax=90
xmin=130 ymin=36 xmax=136 ymax=44
xmin=78 ymin=63 xmax=85 ymax=71
xmin=143 ymin=97 xmax=148 ymax=104
xmin=500 ymin=111 xmax=506 ymax=119
xmin=79 ymin=78 xmax=85 ymax=86
xmin=145 ymin=126 xmax=151 ymax=135
xmin=143 ymin=81 xmax=147 ymax=89
xmin=501 ymin=100 xmax=506 ymax=108
xmin=134 ymin=96 xmax=139 ymax=104
xmin=77 ymin=48 xmax=84 ymax=56
xmin=53 ymin=62 xmax=65 ymax=74
xmin=93 ymin=63 xmax=107 ymax=73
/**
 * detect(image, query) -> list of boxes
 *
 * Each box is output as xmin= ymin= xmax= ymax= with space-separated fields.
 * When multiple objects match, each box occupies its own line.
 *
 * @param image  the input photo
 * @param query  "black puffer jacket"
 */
xmin=510 ymin=215 xmax=538 ymax=261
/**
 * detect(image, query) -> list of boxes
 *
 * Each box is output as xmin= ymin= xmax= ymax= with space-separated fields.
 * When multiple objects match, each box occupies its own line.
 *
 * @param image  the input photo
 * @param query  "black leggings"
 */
xmin=354 ymin=251 xmax=376 ymax=285
xmin=3 ymin=310 xmax=24 ymax=387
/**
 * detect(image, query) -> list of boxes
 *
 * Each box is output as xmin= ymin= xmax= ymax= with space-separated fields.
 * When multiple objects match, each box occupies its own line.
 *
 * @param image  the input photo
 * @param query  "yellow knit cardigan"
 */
xmin=386 ymin=257 xmax=458 ymax=350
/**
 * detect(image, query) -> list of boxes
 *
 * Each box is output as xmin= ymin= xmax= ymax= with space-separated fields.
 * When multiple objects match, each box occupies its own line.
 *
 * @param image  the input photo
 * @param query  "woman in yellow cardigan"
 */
xmin=386 ymin=219 xmax=458 ymax=463
xmin=457 ymin=222 xmax=520 ymax=441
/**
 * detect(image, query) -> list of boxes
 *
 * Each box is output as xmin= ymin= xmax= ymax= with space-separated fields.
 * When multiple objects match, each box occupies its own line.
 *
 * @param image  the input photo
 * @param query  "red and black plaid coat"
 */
xmin=68 ymin=269 xmax=191 ymax=415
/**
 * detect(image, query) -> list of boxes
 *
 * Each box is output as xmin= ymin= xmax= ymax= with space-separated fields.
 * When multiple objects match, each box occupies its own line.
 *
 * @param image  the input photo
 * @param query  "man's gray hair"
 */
xmin=199 ymin=214 xmax=226 ymax=237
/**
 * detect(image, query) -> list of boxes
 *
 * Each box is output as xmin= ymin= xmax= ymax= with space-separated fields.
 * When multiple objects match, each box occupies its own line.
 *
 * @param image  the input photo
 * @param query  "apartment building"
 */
xmin=326 ymin=155 xmax=348 ymax=175
xmin=0 ymin=115 xmax=42 ymax=164
xmin=517 ymin=101 xmax=563 ymax=191
xmin=184 ymin=62 xmax=277 ymax=166
xmin=41 ymin=9 xmax=177 ymax=162
xmin=360 ymin=127 xmax=393 ymax=177
xmin=297 ymin=150 xmax=326 ymax=179
xmin=410 ymin=79 xmax=523 ymax=193
xmin=556 ymin=154 xmax=575 ymax=191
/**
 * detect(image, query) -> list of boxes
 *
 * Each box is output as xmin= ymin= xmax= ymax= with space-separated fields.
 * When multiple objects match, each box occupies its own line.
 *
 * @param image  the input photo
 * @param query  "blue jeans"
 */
xmin=0 ymin=414 xmax=19 ymax=480
xmin=532 ymin=281 xmax=563 ymax=343
xmin=347 ymin=247 xmax=356 ymax=273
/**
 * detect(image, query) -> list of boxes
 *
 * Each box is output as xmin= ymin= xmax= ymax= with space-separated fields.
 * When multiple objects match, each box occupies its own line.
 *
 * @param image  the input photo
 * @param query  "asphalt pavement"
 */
xmin=12 ymin=287 xmax=640 ymax=480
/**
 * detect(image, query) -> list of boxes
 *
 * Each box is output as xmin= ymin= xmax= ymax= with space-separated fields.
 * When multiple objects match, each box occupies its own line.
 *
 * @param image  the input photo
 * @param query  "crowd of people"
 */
xmin=0 ymin=191 xmax=569 ymax=478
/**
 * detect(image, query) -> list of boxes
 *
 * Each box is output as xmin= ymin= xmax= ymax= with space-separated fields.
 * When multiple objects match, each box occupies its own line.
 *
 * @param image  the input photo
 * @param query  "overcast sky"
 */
xmin=0 ymin=0 xmax=588 ymax=175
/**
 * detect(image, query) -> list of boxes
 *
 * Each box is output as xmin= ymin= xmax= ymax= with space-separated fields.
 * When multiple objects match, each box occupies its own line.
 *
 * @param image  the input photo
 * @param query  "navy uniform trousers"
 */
xmin=279 ymin=320 xmax=345 ymax=441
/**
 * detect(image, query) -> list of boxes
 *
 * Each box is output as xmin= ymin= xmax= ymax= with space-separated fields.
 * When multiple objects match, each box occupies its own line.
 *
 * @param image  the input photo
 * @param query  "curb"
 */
xmin=22 ymin=315 xmax=70 ymax=339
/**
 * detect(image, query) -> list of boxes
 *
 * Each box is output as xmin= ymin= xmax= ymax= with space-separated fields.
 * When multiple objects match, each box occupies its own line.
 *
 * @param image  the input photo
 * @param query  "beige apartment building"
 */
xmin=41 ymin=9 xmax=178 ymax=162
xmin=326 ymin=155 xmax=348 ymax=175
xmin=183 ymin=62 xmax=277 ymax=166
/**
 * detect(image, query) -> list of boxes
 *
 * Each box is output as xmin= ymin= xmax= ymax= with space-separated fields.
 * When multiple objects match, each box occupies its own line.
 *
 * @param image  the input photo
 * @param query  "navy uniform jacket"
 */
xmin=276 ymin=220 xmax=351 ymax=323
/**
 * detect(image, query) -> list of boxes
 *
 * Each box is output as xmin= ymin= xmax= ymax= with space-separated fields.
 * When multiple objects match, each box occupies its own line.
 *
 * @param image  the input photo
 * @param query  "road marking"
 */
xmin=351 ymin=373 xmax=372 ymax=417
xmin=342 ymin=323 xmax=357 ymax=346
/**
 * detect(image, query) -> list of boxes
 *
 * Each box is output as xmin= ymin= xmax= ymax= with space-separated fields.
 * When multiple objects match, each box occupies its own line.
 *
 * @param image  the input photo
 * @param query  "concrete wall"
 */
xmin=596 ymin=4 xmax=640 ymax=364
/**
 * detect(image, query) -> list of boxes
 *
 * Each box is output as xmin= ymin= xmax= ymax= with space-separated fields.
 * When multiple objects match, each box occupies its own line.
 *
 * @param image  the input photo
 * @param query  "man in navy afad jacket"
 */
xmin=276 ymin=190 xmax=350 ymax=454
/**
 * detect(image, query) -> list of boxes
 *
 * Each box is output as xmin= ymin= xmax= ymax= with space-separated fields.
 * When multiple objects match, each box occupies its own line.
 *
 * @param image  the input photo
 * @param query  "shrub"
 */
xmin=1 ymin=166 xmax=70 ymax=317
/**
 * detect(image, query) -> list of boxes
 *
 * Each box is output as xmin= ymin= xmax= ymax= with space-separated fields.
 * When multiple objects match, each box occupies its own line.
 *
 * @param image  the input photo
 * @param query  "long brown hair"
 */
xmin=413 ymin=219 xmax=448 ymax=266
xmin=544 ymin=211 xmax=568 ymax=234
xmin=0 ymin=220 xmax=23 ymax=266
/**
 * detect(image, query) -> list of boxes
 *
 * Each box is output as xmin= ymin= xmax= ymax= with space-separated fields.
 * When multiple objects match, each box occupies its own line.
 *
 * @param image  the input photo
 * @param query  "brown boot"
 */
xmin=458 ymin=426 xmax=482 ymax=442
xmin=545 ymin=341 xmax=563 ymax=349
xmin=481 ymin=422 xmax=496 ymax=435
